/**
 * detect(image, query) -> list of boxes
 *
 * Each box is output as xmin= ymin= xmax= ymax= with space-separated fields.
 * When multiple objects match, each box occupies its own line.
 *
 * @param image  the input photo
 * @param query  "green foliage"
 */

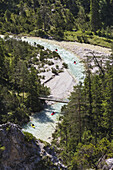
xmin=0 ymin=38 xmax=50 ymax=125
xmin=64 ymin=30 xmax=113 ymax=48
xmin=99 ymin=0 xmax=113 ymax=27
xmin=77 ymin=6 xmax=88 ymax=31
xmin=36 ymin=155 xmax=59 ymax=169
xmin=0 ymin=146 xmax=5 ymax=151
xmin=51 ymin=68 xmax=58 ymax=75
xmin=71 ymin=138 xmax=113 ymax=169
xmin=90 ymin=0 xmax=100 ymax=32
xmin=63 ymin=62 xmax=68 ymax=69
xmin=0 ymin=0 xmax=112 ymax=42
xmin=23 ymin=131 xmax=36 ymax=142
xmin=0 ymin=0 xmax=77 ymax=40
xmin=52 ymin=51 xmax=61 ymax=60
xmin=6 ymin=126 xmax=11 ymax=131
xmin=72 ymin=143 xmax=96 ymax=169
xmin=0 ymin=144 xmax=5 ymax=157
xmin=35 ymin=29 xmax=48 ymax=38
xmin=52 ymin=48 xmax=113 ymax=168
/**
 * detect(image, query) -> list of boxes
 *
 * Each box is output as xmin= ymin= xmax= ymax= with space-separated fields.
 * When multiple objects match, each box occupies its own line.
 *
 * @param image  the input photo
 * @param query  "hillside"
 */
xmin=52 ymin=45 xmax=113 ymax=169
xmin=0 ymin=36 xmax=67 ymax=126
xmin=0 ymin=0 xmax=113 ymax=42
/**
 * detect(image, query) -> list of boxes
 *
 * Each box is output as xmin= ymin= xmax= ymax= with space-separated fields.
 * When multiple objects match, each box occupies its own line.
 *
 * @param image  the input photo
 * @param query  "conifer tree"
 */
xmin=91 ymin=75 xmax=103 ymax=143
xmin=101 ymin=50 xmax=113 ymax=141
xmin=90 ymin=0 xmax=100 ymax=32
xmin=83 ymin=57 xmax=93 ymax=131
xmin=26 ymin=67 xmax=41 ymax=112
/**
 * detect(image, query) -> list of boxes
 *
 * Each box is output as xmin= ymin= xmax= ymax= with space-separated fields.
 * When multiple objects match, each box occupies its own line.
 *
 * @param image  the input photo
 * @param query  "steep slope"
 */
xmin=0 ymin=122 xmax=66 ymax=170
xmin=0 ymin=0 xmax=76 ymax=37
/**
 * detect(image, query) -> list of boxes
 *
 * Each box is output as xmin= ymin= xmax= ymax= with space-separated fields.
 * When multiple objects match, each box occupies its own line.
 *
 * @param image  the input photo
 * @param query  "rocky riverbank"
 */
xmin=33 ymin=37 xmax=111 ymax=99
xmin=28 ymin=37 xmax=111 ymax=58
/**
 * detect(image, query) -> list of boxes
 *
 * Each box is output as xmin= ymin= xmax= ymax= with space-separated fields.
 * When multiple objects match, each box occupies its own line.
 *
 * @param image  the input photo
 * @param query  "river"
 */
xmin=18 ymin=37 xmax=85 ymax=143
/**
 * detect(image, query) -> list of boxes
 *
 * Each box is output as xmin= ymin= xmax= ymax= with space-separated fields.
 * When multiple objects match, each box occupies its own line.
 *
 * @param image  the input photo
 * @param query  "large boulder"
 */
xmin=0 ymin=122 xmax=67 ymax=170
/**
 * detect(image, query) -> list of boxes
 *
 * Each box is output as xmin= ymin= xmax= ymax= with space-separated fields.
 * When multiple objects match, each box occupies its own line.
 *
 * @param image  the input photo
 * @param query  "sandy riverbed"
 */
xmin=29 ymin=37 xmax=111 ymax=58
xmin=50 ymin=40 xmax=111 ymax=59
xmin=45 ymin=69 xmax=76 ymax=100
xmin=33 ymin=37 xmax=111 ymax=100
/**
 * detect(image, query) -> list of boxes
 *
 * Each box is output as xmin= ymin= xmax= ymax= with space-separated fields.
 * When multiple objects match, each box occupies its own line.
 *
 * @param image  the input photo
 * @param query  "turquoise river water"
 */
xmin=19 ymin=37 xmax=85 ymax=143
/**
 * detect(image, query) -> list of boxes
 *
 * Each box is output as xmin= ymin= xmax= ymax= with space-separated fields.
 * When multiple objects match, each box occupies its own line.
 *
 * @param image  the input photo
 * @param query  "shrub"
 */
xmin=0 ymin=144 xmax=5 ymax=156
xmin=37 ymin=44 xmax=44 ymax=49
xmin=77 ymin=36 xmax=82 ymax=43
xmin=56 ymin=65 xmax=59 ymax=69
xmin=47 ymin=60 xmax=54 ymax=65
xmin=32 ymin=57 xmax=38 ymax=63
xmin=0 ymin=145 xmax=5 ymax=151
xmin=101 ymin=28 xmax=106 ymax=37
xmin=23 ymin=131 xmax=36 ymax=142
xmin=86 ymin=31 xmax=93 ymax=36
xmin=52 ymin=68 xmax=58 ymax=75
xmin=95 ymin=30 xmax=101 ymax=36
xmin=35 ymin=29 xmax=47 ymax=38
xmin=58 ymin=69 xmax=63 ymax=73
xmin=63 ymin=62 xmax=68 ymax=69
xmin=52 ymin=51 xmax=61 ymax=60
xmin=82 ymin=36 xmax=89 ymax=43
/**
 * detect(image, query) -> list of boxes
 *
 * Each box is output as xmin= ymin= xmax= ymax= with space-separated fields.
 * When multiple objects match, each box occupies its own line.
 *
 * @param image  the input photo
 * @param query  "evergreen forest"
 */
xmin=0 ymin=0 xmax=113 ymax=169
xmin=0 ymin=36 xmax=53 ymax=125
xmin=52 ymin=47 xmax=113 ymax=169
xmin=0 ymin=0 xmax=113 ymax=43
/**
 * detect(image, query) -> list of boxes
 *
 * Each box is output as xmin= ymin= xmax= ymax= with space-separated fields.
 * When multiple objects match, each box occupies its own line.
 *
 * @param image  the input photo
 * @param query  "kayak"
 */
xmin=31 ymin=124 xmax=35 ymax=128
xmin=74 ymin=61 xmax=76 ymax=64
xmin=51 ymin=112 xmax=55 ymax=115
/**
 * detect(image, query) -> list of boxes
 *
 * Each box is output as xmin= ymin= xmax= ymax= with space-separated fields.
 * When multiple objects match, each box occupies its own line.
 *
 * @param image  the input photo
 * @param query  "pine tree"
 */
xmin=83 ymin=57 xmax=93 ymax=131
xmin=77 ymin=6 xmax=87 ymax=31
xmin=91 ymin=75 xmax=103 ymax=143
xmin=26 ymin=67 xmax=41 ymax=112
xmin=90 ymin=0 xmax=100 ymax=32
xmin=101 ymin=50 xmax=113 ymax=141
xmin=40 ymin=0 xmax=50 ymax=32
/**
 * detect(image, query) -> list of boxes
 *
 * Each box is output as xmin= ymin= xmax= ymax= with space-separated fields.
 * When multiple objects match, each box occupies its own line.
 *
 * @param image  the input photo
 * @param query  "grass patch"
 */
xmin=64 ymin=30 xmax=113 ymax=48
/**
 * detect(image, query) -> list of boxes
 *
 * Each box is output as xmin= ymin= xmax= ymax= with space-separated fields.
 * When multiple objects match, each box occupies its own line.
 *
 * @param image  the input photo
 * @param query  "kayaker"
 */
xmin=31 ymin=124 xmax=35 ymax=128
xmin=51 ymin=112 xmax=55 ymax=115
xmin=74 ymin=61 xmax=76 ymax=64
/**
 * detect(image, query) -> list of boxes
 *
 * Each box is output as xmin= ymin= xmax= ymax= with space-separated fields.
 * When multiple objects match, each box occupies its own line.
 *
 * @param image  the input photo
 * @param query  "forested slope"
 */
xmin=0 ymin=0 xmax=113 ymax=41
xmin=52 ymin=47 xmax=113 ymax=169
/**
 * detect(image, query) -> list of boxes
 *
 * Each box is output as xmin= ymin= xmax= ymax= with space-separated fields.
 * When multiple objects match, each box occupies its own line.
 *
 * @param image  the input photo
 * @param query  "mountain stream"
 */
xmin=21 ymin=37 xmax=85 ymax=143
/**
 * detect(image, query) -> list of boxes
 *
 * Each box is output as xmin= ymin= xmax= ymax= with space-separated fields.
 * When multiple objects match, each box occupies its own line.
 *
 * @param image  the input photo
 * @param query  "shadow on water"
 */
xmin=32 ymin=111 xmax=54 ymax=123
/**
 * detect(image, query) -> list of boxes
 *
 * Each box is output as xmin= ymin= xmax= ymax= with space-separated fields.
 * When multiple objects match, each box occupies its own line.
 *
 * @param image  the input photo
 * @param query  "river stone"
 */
xmin=102 ymin=158 xmax=113 ymax=170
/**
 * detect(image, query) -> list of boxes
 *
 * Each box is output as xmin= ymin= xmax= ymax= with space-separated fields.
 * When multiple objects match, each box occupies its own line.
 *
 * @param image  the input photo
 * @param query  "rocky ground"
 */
xmin=44 ymin=39 xmax=111 ymax=72
xmin=36 ymin=38 xmax=111 ymax=100
xmin=46 ymin=40 xmax=111 ymax=59
xmin=0 ymin=122 xmax=67 ymax=170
